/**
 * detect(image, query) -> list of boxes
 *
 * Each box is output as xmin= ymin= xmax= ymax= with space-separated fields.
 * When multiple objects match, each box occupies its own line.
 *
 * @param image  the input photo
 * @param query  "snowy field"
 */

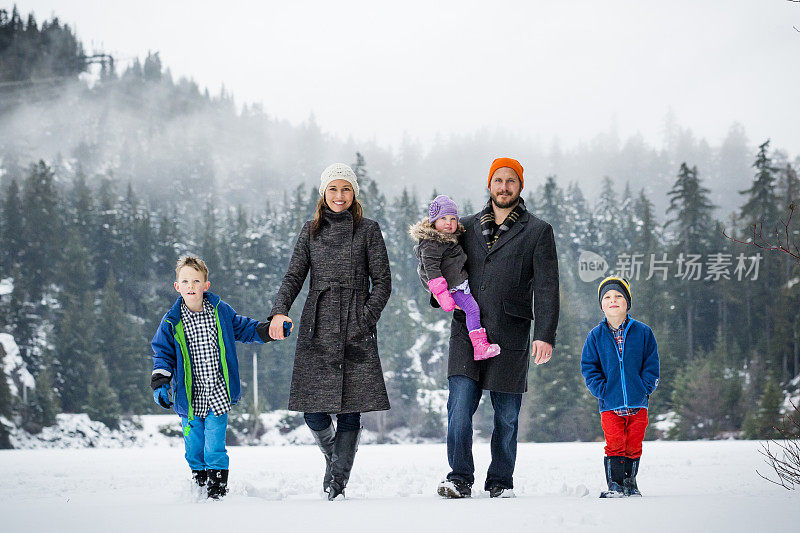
xmin=1 ymin=440 xmax=797 ymax=532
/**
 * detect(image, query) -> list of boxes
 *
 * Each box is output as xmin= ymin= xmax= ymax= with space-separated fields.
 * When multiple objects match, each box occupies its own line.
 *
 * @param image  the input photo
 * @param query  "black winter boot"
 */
xmin=191 ymin=470 xmax=207 ymax=487
xmin=328 ymin=428 xmax=361 ymax=500
xmin=310 ymin=423 xmax=336 ymax=494
xmin=600 ymin=456 xmax=625 ymax=498
xmin=437 ymin=478 xmax=472 ymax=498
xmin=206 ymin=469 xmax=229 ymax=500
xmin=623 ymin=457 xmax=642 ymax=497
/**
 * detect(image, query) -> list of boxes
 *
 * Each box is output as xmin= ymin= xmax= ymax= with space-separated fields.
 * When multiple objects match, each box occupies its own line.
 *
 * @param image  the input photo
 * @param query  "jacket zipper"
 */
xmin=606 ymin=317 xmax=633 ymax=408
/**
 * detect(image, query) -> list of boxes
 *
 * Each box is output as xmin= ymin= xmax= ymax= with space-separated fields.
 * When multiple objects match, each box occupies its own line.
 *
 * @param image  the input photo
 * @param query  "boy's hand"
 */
xmin=153 ymin=385 xmax=172 ymax=409
xmin=269 ymin=315 xmax=292 ymax=340
xmin=532 ymin=340 xmax=553 ymax=365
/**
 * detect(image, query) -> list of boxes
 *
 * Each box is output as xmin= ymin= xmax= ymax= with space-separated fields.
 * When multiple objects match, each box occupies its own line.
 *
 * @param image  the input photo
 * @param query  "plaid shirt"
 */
xmin=181 ymin=298 xmax=230 ymax=418
xmin=607 ymin=316 xmax=640 ymax=417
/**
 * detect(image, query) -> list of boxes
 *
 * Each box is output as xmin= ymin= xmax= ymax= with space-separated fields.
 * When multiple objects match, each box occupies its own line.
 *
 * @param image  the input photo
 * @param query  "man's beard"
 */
xmin=491 ymin=191 xmax=520 ymax=209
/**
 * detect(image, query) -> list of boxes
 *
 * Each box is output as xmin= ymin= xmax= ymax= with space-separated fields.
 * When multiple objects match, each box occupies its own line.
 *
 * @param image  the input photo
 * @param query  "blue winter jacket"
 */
xmin=580 ymin=315 xmax=660 ymax=413
xmin=151 ymin=292 xmax=264 ymax=420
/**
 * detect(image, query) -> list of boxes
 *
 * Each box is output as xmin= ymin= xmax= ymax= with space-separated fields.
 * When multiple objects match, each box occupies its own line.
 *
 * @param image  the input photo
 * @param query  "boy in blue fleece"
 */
xmin=580 ymin=276 xmax=660 ymax=498
xmin=151 ymin=255 xmax=278 ymax=499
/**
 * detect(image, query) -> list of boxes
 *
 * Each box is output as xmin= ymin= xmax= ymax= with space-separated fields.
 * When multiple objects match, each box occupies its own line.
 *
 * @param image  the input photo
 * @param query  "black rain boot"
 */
xmin=623 ymin=457 xmax=642 ymax=497
xmin=328 ymin=427 xmax=361 ymax=500
xmin=207 ymin=469 xmax=229 ymax=500
xmin=310 ymin=423 xmax=336 ymax=494
xmin=191 ymin=470 xmax=207 ymax=488
xmin=600 ymin=456 xmax=625 ymax=498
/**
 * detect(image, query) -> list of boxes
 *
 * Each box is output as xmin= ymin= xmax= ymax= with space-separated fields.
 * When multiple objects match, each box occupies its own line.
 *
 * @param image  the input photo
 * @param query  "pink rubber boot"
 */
xmin=469 ymin=328 xmax=501 ymax=360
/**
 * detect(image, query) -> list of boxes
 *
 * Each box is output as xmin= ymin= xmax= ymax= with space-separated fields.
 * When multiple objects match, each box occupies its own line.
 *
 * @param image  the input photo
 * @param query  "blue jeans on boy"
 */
xmin=181 ymin=410 xmax=229 ymax=470
xmin=446 ymin=375 xmax=522 ymax=490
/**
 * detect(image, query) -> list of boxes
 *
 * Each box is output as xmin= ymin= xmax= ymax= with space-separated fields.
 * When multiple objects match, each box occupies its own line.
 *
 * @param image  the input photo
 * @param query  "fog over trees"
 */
xmin=1 ymin=6 xmax=798 ymax=446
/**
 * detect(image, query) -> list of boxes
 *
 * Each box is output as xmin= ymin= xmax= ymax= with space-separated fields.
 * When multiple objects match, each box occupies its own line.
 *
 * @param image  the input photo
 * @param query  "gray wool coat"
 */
xmin=270 ymin=209 xmax=392 ymax=414
xmin=441 ymin=208 xmax=560 ymax=394
xmin=408 ymin=218 xmax=469 ymax=290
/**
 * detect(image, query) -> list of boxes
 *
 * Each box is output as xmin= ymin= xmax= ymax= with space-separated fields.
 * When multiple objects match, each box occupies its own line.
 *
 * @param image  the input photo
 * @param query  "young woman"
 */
xmin=268 ymin=162 xmax=392 ymax=500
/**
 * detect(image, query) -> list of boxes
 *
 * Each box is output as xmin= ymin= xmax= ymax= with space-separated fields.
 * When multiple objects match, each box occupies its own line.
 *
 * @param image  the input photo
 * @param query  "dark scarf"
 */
xmin=479 ymin=197 xmax=526 ymax=250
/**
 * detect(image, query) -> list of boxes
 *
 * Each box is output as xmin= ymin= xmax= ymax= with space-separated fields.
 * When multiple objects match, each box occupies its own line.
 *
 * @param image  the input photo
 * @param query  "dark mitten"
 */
xmin=153 ymin=385 xmax=172 ymax=409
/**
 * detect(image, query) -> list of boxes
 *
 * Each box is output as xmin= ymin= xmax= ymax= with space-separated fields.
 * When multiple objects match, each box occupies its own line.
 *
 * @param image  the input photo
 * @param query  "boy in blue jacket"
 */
xmin=151 ymin=255 xmax=280 ymax=499
xmin=580 ymin=276 xmax=659 ymax=498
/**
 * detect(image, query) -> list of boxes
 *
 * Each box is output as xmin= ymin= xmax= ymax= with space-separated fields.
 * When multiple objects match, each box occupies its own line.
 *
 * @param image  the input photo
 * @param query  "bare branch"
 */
xmin=722 ymin=204 xmax=800 ymax=261
xmin=756 ymin=401 xmax=800 ymax=489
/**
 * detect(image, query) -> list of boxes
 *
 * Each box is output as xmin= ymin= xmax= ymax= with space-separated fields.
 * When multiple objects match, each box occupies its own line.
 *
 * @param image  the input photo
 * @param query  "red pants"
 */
xmin=601 ymin=409 xmax=648 ymax=459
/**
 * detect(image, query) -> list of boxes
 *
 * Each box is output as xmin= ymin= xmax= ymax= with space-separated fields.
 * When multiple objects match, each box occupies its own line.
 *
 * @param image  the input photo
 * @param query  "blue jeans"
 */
xmin=446 ymin=375 xmax=522 ymax=490
xmin=304 ymin=412 xmax=361 ymax=432
xmin=181 ymin=410 xmax=229 ymax=470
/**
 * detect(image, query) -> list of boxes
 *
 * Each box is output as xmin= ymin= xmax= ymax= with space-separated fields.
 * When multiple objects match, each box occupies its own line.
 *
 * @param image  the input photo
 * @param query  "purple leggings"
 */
xmin=452 ymin=290 xmax=482 ymax=332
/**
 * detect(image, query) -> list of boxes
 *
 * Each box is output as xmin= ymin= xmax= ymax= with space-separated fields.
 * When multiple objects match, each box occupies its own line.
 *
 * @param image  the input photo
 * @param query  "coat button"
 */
xmin=338 ymin=364 xmax=343 ymax=370
xmin=480 ymin=285 xmax=486 ymax=291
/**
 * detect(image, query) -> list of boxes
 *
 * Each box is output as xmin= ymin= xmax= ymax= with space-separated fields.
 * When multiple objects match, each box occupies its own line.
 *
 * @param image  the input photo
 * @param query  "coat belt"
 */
xmin=309 ymin=279 xmax=369 ymax=334
xmin=310 ymin=279 xmax=369 ymax=292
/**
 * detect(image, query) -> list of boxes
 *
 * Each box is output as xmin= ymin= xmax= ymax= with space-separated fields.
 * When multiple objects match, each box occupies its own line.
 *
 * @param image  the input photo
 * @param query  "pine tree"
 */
xmin=633 ymin=189 xmax=659 ymax=254
xmin=738 ymin=141 xmax=783 ymax=391
xmin=92 ymin=176 xmax=119 ymax=290
xmin=68 ymin=167 xmax=94 ymax=248
xmin=526 ymin=286 xmax=600 ymax=442
xmin=0 ymin=360 xmax=13 ymax=419
xmin=30 ymin=365 xmax=59 ymax=429
xmin=86 ymin=357 xmax=122 ymax=430
xmin=1 ymin=178 xmax=22 ymax=270
xmin=389 ymin=188 xmax=421 ymax=300
xmin=58 ymin=228 xmax=94 ymax=302
xmin=97 ymin=272 xmax=148 ymax=413
xmin=668 ymin=340 xmax=743 ymax=439
xmin=536 ymin=176 xmax=566 ymax=239
xmin=665 ymin=163 xmax=716 ymax=360
xmin=200 ymin=199 xmax=224 ymax=294
xmin=143 ymin=51 xmax=162 ymax=82
xmin=20 ymin=161 xmax=61 ymax=301
xmin=6 ymin=264 xmax=35 ymax=370
xmin=740 ymin=140 xmax=779 ymax=227
xmin=742 ymin=378 xmax=783 ymax=440
xmin=594 ymin=176 xmax=624 ymax=259
xmin=563 ymin=182 xmax=591 ymax=253
xmin=53 ymin=291 xmax=97 ymax=413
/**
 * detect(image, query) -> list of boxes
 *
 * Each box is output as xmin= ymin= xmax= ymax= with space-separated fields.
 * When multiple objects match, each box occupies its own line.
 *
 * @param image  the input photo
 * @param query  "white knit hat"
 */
xmin=319 ymin=163 xmax=360 ymax=197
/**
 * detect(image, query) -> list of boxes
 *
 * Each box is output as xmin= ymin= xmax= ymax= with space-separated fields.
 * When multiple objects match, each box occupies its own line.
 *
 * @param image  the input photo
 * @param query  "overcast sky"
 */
xmin=10 ymin=0 xmax=800 ymax=151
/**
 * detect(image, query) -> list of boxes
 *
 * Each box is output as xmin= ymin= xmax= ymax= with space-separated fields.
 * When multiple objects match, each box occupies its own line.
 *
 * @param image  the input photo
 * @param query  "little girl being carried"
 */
xmin=409 ymin=194 xmax=500 ymax=360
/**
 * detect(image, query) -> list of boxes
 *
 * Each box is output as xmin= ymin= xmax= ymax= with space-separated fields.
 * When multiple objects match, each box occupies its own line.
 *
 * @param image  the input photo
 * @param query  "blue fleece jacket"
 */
xmin=580 ymin=315 xmax=660 ymax=413
xmin=151 ymin=292 xmax=264 ymax=420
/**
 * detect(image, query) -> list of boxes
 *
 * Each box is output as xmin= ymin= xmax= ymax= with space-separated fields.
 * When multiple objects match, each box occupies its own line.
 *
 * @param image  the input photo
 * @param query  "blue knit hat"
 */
xmin=429 ymin=195 xmax=459 ymax=223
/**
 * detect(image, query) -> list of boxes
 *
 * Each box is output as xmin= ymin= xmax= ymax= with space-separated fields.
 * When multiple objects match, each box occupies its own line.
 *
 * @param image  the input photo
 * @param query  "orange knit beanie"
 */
xmin=487 ymin=158 xmax=524 ymax=189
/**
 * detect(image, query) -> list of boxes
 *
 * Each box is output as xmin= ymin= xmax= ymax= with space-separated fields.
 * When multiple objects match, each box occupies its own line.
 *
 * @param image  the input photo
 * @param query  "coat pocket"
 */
xmin=503 ymin=299 xmax=534 ymax=321
xmin=498 ymin=299 xmax=534 ymax=350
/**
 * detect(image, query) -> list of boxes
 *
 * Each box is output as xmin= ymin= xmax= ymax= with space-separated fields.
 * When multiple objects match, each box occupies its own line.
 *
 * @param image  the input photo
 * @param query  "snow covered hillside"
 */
xmin=1 ymin=440 xmax=796 ymax=532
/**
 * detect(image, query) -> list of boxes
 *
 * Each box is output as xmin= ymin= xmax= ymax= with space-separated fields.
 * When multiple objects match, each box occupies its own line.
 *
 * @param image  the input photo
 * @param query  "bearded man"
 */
xmin=436 ymin=157 xmax=560 ymax=499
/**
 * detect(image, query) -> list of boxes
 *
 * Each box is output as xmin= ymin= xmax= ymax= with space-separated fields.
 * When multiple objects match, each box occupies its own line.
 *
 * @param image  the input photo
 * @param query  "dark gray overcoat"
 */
xmin=270 ymin=209 xmax=392 ymax=413
xmin=443 ymin=207 xmax=560 ymax=394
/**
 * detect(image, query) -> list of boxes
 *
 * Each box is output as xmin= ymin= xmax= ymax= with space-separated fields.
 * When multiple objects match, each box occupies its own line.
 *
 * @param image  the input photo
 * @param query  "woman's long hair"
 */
xmin=311 ymin=195 xmax=363 ymax=239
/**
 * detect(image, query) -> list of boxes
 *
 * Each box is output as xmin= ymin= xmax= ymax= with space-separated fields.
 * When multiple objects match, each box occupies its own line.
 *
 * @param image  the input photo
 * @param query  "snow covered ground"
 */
xmin=1 ymin=440 xmax=797 ymax=532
